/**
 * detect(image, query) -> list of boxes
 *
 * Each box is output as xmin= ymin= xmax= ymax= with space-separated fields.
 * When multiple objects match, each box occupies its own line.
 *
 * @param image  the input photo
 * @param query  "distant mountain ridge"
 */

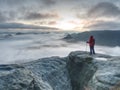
xmin=63 ymin=30 xmax=120 ymax=46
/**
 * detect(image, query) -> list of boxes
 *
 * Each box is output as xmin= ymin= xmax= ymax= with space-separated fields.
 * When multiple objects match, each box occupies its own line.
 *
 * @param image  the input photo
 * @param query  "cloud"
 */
xmin=0 ymin=0 xmax=25 ymax=6
xmin=0 ymin=0 xmax=55 ymax=9
xmin=84 ymin=20 xmax=120 ymax=30
xmin=0 ymin=0 xmax=120 ymax=31
xmin=35 ymin=21 xmax=57 ymax=25
xmin=0 ymin=11 xmax=19 ymax=23
xmin=0 ymin=22 xmax=58 ymax=30
xmin=48 ymin=21 xmax=57 ymax=25
xmin=81 ymin=2 xmax=120 ymax=30
xmin=24 ymin=12 xmax=59 ymax=20
xmin=87 ymin=2 xmax=120 ymax=18
xmin=0 ymin=12 xmax=6 ymax=22
xmin=41 ymin=0 xmax=56 ymax=5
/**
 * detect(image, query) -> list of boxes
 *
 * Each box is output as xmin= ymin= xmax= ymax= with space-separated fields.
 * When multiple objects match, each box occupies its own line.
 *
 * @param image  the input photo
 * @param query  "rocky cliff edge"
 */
xmin=0 ymin=51 xmax=120 ymax=90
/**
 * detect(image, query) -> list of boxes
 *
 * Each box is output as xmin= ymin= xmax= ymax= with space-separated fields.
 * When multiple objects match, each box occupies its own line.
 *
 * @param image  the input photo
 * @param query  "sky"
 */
xmin=0 ymin=0 xmax=120 ymax=31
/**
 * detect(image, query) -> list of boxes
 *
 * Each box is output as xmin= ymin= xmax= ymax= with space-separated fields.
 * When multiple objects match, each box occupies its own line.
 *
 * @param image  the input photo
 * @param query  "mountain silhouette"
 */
xmin=63 ymin=30 xmax=120 ymax=46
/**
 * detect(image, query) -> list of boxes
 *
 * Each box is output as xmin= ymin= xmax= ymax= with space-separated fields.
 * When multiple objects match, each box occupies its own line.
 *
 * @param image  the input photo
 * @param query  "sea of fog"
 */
xmin=0 ymin=30 xmax=120 ymax=64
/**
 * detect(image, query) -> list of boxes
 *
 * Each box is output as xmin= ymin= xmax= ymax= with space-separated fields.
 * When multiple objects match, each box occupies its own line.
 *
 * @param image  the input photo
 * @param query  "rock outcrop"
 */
xmin=0 ymin=57 xmax=71 ymax=90
xmin=0 ymin=64 xmax=57 ymax=90
xmin=0 ymin=51 xmax=120 ymax=90
xmin=23 ymin=57 xmax=72 ymax=90
xmin=67 ymin=51 xmax=120 ymax=90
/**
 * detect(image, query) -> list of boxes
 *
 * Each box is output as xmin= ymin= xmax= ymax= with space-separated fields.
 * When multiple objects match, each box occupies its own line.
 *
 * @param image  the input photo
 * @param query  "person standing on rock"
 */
xmin=87 ymin=35 xmax=95 ymax=55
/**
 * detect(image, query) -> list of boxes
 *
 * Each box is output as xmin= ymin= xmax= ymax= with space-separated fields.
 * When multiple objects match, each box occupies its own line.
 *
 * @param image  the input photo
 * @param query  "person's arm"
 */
xmin=87 ymin=39 xmax=90 ymax=43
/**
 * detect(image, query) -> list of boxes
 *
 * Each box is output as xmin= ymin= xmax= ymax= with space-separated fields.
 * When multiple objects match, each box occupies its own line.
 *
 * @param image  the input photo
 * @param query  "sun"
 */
xmin=56 ymin=20 xmax=76 ymax=30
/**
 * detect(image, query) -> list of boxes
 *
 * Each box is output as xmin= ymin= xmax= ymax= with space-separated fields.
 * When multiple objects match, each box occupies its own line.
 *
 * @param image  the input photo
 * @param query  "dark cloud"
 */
xmin=0 ymin=11 xmax=18 ymax=22
xmin=8 ymin=11 xmax=16 ymax=19
xmin=0 ymin=0 xmax=55 ymax=8
xmin=85 ymin=21 xmax=120 ymax=30
xmin=87 ymin=2 xmax=120 ymax=18
xmin=0 ymin=22 xmax=58 ymax=30
xmin=8 ymin=0 xmax=27 ymax=5
xmin=0 ymin=12 xmax=6 ymax=22
xmin=41 ymin=0 xmax=55 ymax=5
xmin=0 ymin=0 xmax=24 ymax=6
xmin=81 ymin=2 xmax=120 ymax=30
xmin=0 ymin=0 xmax=120 ymax=31
xmin=24 ymin=12 xmax=59 ymax=20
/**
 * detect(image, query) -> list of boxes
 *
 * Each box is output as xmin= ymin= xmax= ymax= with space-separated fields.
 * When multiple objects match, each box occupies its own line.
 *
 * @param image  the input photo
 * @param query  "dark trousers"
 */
xmin=90 ymin=46 xmax=95 ymax=55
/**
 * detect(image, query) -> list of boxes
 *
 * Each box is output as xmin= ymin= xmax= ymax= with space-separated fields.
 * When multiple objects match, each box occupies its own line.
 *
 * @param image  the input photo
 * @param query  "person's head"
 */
xmin=90 ymin=35 xmax=93 ymax=39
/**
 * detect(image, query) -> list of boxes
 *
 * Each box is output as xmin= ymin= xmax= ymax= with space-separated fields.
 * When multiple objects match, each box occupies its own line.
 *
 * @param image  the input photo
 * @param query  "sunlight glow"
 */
xmin=55 ymin=18 xmax=87 ymax=31
xmin=56 ymin=21 xmax=76 ymax=30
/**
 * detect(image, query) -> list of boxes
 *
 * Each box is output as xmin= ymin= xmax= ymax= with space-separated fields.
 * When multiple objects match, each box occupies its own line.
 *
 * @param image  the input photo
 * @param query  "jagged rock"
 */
xmin=0 ymin=51 xmax=120 ymax=90
xmin=67 ymin=51 xmax=120 ymax=90
xmin=0 ymin=57 xmax=72 ymax=90
xmin=0 ymin=64 xmax=54 ymax=90
xmin=24 ymin=56 xmax=72 ymax=90
xmin=63 ymin=34 xmax=73 ymax=39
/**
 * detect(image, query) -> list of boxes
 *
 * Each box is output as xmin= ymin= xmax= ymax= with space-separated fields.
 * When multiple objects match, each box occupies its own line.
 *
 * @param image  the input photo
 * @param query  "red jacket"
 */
xmin=87 ymin=36 xmax=95 ymax=46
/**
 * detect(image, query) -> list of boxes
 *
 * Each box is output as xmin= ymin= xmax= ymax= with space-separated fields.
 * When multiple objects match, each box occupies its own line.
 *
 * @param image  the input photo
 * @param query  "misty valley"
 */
xmin=0 ymin=30 xmax=120 ymax=64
